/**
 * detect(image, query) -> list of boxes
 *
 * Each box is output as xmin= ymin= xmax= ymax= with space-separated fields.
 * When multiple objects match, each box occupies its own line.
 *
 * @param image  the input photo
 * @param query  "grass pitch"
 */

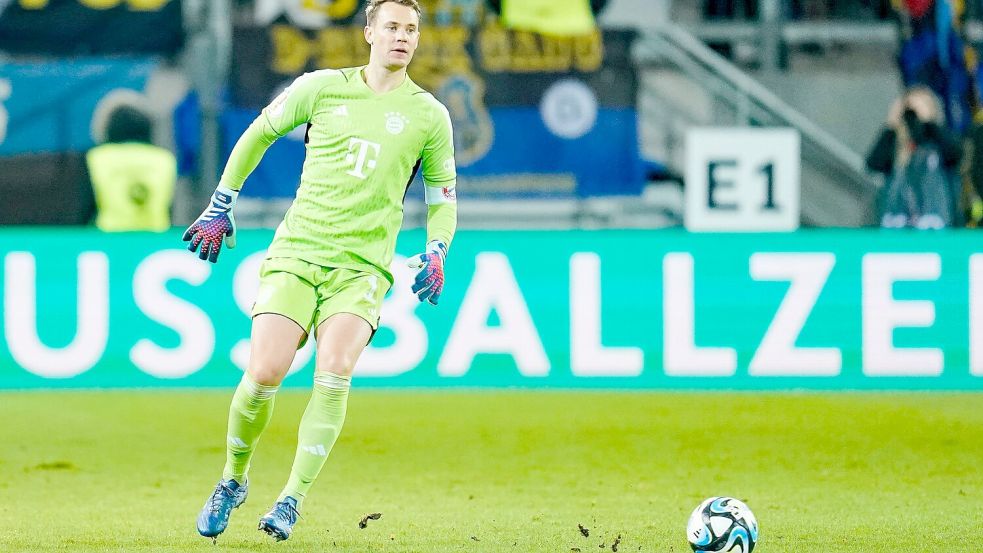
xmin=0 ymin=390 xmax=980 ymax=552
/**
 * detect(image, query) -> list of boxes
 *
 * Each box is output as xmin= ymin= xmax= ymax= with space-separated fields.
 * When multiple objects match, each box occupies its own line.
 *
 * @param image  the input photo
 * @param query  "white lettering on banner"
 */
xmin=749 ymin=253 xmax=841 ymax=376
xmin=862 ymin=253 xmax=942 ymax=376
xmin=357 ymin=256 xmax=428 ymax=376
xmin=438 ymin=252 xmax=550 ymax=376
xmin=971 ymin=255 xmax=983 ymax=376
xmin=569 ymin=253 xmax=643 ymax=376
xmin=131 ymin=251 xmax=214 ymax=378
xmin=4 ymin=252 xmax=108 ymax=377
xmin=231 ymin=252 xmax=313 ymax=375
xmin=663 ymin=252 xmax=737 ymax=376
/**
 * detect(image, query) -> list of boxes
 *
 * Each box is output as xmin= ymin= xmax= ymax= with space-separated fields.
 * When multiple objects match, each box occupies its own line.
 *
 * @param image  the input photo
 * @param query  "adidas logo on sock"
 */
xmin=228 ymin=436 xmax=247 ymax=448
xmin=302 ymin=444 xmax=327 ymax=457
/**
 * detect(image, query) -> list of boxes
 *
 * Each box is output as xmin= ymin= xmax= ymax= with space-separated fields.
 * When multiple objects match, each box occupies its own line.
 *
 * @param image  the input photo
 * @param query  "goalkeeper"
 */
xmin=187 ymin=0 xmax=456 ymax=542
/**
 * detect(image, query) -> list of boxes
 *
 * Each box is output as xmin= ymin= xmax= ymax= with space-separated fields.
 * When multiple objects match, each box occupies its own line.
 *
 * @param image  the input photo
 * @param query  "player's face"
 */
xmin=365 ymin=2 xmax=421 ymax=70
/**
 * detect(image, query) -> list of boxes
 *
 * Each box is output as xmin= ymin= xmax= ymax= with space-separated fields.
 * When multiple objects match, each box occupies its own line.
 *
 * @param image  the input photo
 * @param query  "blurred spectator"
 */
xmin=894 ymin=0 xmax=974 ymax=134
xmin=955 ymin=0 xmax=983 ymax=225
xmin=84 ymin=105 xmax=177 ymax=231
xmin=964 ymin=111 xmax=983 ymax=225
xmin=866 ymin=86 xmax=962 ymax=228
xmin=485 ymin=0 xmax=607 ymax=35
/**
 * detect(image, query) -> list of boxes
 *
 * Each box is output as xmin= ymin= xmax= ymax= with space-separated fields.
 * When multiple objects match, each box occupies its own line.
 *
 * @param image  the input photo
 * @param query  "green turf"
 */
xmin=0 ymin=390 xmax=980 ymax=552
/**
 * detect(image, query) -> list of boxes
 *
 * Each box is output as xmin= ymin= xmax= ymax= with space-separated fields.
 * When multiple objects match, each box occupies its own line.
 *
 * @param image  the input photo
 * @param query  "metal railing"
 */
xmin=681 ymin=21 xmax=896 ymax=46
xmin=635 ymin=23 xmax=879 ymax=225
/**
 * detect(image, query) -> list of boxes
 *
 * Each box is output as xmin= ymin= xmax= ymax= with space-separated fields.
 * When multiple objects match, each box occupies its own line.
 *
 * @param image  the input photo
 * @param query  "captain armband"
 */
xmin=424 ymin=183 xmax=457 ymax=205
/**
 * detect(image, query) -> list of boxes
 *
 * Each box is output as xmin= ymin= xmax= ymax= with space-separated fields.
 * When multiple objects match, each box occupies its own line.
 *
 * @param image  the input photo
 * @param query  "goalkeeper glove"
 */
xmin=407 ymin=240 xmax=447 ymax=305
xmin=183 ymin=186 xmax=238 ymax=263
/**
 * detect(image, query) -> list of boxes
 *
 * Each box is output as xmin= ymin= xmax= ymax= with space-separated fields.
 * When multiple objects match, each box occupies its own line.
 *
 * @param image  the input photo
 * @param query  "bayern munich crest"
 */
xmin=385 ymin=112 xmax=408 ymax=135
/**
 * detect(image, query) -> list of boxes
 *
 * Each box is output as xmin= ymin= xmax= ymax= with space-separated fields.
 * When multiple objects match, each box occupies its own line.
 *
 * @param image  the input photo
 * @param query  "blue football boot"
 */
xmin=196 ymin=478 xmax=248 ymax=541
xmin=258 ymin=496 xmax=301 ymax=541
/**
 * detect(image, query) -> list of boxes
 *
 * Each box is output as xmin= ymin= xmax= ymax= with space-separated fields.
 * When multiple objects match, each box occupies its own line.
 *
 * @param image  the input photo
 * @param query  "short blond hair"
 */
xmin=365 ymin=0 xmax=422 ymax=26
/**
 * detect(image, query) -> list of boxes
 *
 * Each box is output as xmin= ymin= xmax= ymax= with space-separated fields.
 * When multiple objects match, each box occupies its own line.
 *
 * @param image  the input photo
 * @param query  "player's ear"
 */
xmin=364 ymin=25 xmax=373 ymax=45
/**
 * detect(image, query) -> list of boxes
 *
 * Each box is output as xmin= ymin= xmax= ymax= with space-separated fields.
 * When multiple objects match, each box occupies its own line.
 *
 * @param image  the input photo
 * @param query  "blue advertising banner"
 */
xmin=0 ymin=58 xmax=157 ymax=156
xmin=2 ymin=229 xmax=983 ymax=390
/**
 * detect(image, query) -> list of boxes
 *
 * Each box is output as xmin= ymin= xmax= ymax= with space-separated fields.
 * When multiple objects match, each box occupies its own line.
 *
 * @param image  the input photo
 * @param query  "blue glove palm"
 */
xmin=183 ymin=186 xmax=238 ymax=263
xmin=407 ymin=241 xmax=447 ymax=305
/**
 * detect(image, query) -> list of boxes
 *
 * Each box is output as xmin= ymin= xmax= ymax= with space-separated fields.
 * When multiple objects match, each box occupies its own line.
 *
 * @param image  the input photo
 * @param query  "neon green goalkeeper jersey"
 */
xmin=220 ymin=66 xmax=457 ymax=284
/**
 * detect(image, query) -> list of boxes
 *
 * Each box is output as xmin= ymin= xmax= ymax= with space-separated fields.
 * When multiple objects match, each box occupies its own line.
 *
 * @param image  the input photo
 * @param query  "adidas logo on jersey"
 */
xmin=331 ymin=105 xmax=348 ymax=117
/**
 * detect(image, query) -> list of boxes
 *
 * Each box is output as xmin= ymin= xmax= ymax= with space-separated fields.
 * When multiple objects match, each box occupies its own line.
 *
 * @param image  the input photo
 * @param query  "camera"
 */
xmin=902 ymin=107 xmax=928 ymax=143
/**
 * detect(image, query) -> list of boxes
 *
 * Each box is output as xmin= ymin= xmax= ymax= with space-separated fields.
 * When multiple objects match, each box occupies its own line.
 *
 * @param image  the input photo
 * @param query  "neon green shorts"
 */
xmin=252 ymin=257 xmax=390 ymax=340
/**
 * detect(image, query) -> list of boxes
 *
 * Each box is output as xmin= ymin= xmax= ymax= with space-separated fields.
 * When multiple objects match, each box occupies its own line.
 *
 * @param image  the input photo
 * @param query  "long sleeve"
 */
xmin=219 ymin=71 xmax=325 ymax=191
xmin=865 ymin=128 xmax=897 ymax=175
xmin=218 ymin=117 xmax=277 ymax=191
xmin=426 ymin=202 xmax=457 ymax=248
xmin=421 ymin=96 xmax=457 ymax=248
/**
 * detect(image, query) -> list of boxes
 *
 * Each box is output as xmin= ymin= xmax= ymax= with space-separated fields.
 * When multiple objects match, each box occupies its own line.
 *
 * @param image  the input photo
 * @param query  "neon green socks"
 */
xmin=222 ymin=373 xmax=279 ymax=482
xmin=220 ymin=371 xmax=351 ymax=509
xmin=278 ymin=372 xmax=351 ymax=508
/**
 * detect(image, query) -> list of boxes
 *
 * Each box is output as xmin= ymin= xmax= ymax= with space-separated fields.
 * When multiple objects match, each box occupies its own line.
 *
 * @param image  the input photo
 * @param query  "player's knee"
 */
xmin=248 ymin=356 xmax=292 ymax=386
xmin=316 ymin=353 xmax=357 ymax=377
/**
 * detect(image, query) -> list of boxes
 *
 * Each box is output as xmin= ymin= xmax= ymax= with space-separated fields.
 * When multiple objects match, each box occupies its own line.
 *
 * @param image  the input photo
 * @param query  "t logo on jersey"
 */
xmin=345 ymin=137 xmax=381 ymax=179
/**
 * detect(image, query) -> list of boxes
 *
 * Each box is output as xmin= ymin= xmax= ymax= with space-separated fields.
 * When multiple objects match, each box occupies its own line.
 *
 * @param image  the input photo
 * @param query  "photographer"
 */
xmin=866 ymin=86 xmax=963 ymax=228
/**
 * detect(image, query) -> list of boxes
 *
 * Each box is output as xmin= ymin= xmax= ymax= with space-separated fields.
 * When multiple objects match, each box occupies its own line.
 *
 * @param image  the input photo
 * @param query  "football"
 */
xmin=686 ymin=497 xmax=758 ymax=553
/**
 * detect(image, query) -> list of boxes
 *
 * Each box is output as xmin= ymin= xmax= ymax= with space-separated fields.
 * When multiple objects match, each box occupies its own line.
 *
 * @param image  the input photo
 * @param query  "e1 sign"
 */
xmin=685 ymin=127 xmax=800 ymax=231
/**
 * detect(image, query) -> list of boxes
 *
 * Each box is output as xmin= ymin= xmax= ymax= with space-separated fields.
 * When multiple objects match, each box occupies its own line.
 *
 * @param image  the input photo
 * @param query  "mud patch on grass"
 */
xmin=31 ymin=461 xmax=77 ymax=471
